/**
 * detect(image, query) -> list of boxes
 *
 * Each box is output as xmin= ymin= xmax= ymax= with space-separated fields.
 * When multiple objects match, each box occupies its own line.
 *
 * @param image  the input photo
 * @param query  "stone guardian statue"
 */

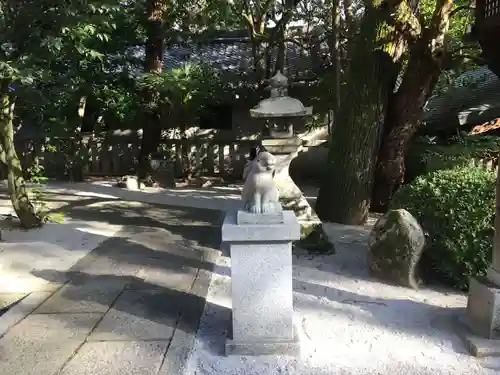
xmin=241 ymin=151 xmax=283 ymax=214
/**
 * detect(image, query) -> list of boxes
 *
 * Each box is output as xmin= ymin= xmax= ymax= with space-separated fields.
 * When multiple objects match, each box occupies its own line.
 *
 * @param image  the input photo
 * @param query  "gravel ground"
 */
xmin=184 ymin=224 xmax=500 ymax=375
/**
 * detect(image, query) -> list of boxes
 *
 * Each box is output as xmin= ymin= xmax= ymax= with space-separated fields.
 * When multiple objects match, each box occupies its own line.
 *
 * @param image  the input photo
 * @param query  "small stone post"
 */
xmin=463 ymin=153 xmax=500 ymax=355
xmin=222 ymin=211 xmax=300 ymax=355
xmin=221 ymin=151 xmax=301 ymax=356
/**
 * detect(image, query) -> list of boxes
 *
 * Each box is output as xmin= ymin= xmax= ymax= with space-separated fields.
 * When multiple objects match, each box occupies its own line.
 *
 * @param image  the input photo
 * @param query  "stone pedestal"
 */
xmin=261 ymin=138 xmax=321 ymax=238
xmin=221 ymin=210 xmax=301 ymax=356
xmin=461 ymin=169 xmax=500 ymax=356
xmin=461 ymin=273 xmax=500 ymax=357
xmin=465 ymin=276 xmax=500 ymax=339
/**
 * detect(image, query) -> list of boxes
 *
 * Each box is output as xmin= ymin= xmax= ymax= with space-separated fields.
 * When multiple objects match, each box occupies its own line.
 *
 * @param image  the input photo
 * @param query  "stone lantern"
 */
xmin=249 ymin=71 xmax=321 ymax=238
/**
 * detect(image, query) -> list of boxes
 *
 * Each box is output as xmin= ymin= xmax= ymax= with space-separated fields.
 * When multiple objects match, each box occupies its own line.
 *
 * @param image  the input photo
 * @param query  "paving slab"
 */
xmin=134 ymin=264 xmax=198 ymax=292
xmin=0 ymin=220 xmax=122 ymax=294
xmin=0 ymin=313 xmax=102 ymax=375
xmin=1 ymin=312 xmax=102 ymax=342
xmin=34 ymin=278 xmax=127 ymax=314
xmin=158 ymin=267 xmax=216 ymax=375
xmin=88 ymin=289 xmax=181 ymax=341
xmin=59 ymin=341 xmax=168 ymax=375
xmin=78 ymin=251 xmax=142 ymax=277
xmin=0 ymin=292 xmax=53 ymax=337
xmin=0 ymin=269 xmax=67 ymax=294
xmin=0 ymin=293 xmax=27 ymax=311
xmin=0 ymin=199 xmax=222 ymax=375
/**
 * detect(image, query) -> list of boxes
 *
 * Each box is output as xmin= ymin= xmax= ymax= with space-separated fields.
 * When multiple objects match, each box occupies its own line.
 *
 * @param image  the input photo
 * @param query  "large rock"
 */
xmin=368 ymin=209 xmax=425 ymax=289
xmin=150 ymin=159 xmax=176 ymax=188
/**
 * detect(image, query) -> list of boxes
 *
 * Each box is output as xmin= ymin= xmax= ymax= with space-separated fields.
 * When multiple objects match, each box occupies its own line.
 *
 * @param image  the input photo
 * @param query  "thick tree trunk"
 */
xmin=137 ymin=0 xmax=165 ymax=182
xmin=0 ymin=82 xmax=42 ymax=229
xmin=370 ymin=0 xmax=453 ymax=212
xmin=330 ymin=0 xmax=341 ymax=134
xmin=315 ymin=2 xmax=410 ymax=225
xmin=370 ymin=61 xmax=440 ymax=212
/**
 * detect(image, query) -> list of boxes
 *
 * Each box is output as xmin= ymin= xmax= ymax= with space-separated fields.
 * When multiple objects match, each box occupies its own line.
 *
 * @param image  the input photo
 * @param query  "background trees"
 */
xmin=0 ymin=0 xmax=481 ymax=228
xmin=315 ymin=0 xmax=478 ymax=224
xmin=0 ymin=0 xmax=121 ymax=227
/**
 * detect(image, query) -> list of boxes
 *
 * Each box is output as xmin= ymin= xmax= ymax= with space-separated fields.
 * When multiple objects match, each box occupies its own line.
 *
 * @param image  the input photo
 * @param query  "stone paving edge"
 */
xmin=158 ymin=247 xmax=221 ymax=375
xmin=0 ymin=291 xmax=57 ymax=338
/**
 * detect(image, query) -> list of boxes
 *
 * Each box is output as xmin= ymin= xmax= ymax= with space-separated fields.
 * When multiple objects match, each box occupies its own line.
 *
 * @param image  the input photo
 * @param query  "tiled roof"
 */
xmin=163 ymin=40 xmax=322 ymax=80
xmin=423 ymin=66 xmax=500 ymax=127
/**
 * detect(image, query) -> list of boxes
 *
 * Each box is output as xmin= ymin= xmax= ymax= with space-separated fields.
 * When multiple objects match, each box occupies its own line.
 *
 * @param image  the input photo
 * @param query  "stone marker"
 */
xmin=115 ymin=175 xmax=145 ymax=190
xmin=222 ymin=150 xmax=300 ymax=356
xmin=367 ymin=209 xmax=425 ymax=289
xmin=150 ymin=159 xmax=176 ymax=188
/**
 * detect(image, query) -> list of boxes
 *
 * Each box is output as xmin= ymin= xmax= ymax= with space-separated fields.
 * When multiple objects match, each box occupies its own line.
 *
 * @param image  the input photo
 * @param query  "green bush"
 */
xmin=391 ymin=166 xmax=496 ymax=290
xmin=404 ymin=135 xmax=500 ymax=184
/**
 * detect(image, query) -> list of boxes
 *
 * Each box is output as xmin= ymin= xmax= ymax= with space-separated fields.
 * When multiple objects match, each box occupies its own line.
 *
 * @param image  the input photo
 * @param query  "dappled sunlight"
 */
xmin=40 ymin=187 xmax=118 ymax=200
xmin=0 ymin=219 xmax=122 ymax=293
xmin=41 ymin=180 xmax=243 ymax=211
xmin=85 ymin=200 xmax=146 ymax=208
xmin=293 ymin=241 xmax=467 ymax=312
xmin=0 ymin=272 xmax=37 ymax=294
xmin=210 ymin=185 xmax=242 ymax=193
xmin=72 ymin=223 xmax=123 ymax=238
xmin=293 ymin=263 xmax=466 ymax=309
xmin=203 ymin=254 xmax=232 ymax=310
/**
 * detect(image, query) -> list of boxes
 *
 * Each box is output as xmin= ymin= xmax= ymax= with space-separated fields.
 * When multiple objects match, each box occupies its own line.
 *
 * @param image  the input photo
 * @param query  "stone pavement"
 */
xmin=0 ymin=198 xmax=222 ymax=375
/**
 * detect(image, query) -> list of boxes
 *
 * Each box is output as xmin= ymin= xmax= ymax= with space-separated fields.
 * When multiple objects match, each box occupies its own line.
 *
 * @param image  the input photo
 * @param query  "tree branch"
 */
xmin=382 ymin=0 xmax=422 ymax=42
xmin=452 ymin=53 xmax=485 ymax=63
xmin=266 ymin=0 xmax=303 ymax=43
xmin=450 ymin=4 xmax=474 ymax=17
xmin=448 ymin=44 xmax=481 ymax=55
xmin=426 ymin=0 xmax=454 ymax=42
xmin=236 ymin=0 xmax=256 ymax=36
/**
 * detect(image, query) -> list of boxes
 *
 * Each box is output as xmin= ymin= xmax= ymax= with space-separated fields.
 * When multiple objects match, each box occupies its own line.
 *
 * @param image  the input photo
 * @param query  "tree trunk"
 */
xmin=0 ymin=82 xmax=42 ymax=229
xmin=342 ymin=0 xmax=357 ymax=72
xmin=330 ymin=0 xmax=341 ymax=134
xmin=315 ymin=2 xmax=410 ymax=225
xmin=370 ymin=57 xmax=441 ymax=212
xmin=274 ymin=27 xmax=286 ymax=75
xmin=370 ymin=0 xmax=453 ymax=212
xmin=68 ymin=95 xmax=87 ymax=182
xmin=137 ymin=0 xmax=165 ymax=182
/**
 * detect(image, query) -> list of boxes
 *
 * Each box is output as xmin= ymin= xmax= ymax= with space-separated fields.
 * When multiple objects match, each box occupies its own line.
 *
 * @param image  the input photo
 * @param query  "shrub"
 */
xmin=391 ymin=165 xmax=496 ymax=290
xmin=404 ymin=135 xmax=500 ymax=184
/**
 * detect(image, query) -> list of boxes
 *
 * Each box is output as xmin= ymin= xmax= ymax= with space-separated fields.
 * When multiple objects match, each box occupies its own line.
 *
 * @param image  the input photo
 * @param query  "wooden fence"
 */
xmin=16 ymin=135 xmax=262 ymax=180
xmin=469 ymin=156 xmax=499 ymax=171
xmin=14 ymin=134 xmax=500 ymax=181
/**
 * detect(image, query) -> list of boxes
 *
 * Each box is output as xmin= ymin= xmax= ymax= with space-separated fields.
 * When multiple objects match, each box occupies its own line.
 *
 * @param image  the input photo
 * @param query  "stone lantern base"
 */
xmin=261 ymin=139 xmax=319 ymax=225
xmin=261 ymin=139 xmax=331 ymax=251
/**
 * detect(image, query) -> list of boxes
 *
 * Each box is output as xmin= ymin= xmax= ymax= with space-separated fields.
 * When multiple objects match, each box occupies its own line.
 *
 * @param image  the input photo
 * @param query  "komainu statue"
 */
xmin=241 ymin=151 xmax=282 ymax=214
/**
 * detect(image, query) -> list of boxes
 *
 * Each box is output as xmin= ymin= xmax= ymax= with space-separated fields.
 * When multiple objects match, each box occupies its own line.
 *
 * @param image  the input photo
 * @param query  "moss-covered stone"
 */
xmin=367 ymin=209 xmax=425 ymax=289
